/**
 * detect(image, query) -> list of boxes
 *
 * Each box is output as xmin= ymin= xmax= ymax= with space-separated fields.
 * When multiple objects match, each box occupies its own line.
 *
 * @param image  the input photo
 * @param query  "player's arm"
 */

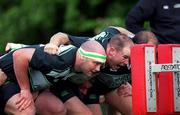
xmin=125 ymin=0 xmax=156 ymax=33
xmin=13 ymin=48 xmax=35 ymax=90
xmin=49 ymin=32 xmax=71 ymax=46
xmin=13 ymin=48 xmax=35 ymax=111
xmin=44 ymin=32 xmax=70 ymax=54
xmin=110 ymin=26 xmax=135 ymax=38
xmin=45 ymin=32 xmax=89 ymax=54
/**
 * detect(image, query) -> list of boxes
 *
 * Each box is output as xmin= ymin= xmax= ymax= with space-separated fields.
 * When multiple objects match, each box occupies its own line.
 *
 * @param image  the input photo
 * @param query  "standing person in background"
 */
xmin=126 ymin=0 xmax=180 ymax=44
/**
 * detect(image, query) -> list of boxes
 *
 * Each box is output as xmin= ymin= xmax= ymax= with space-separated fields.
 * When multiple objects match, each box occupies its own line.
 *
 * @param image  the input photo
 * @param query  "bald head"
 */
xmin=132 ymin=31 xmax=158 ymax=45
xmin=79 ymin=40 xmax=106 ymax=63
xmin=80 ymin=40 xmax=106 ymax=56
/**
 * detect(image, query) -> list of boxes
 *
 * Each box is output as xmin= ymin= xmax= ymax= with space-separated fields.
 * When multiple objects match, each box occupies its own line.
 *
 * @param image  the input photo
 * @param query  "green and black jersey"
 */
xmin=0 ymin=45 xmax=80 ymax=91
xmin=66 ymin=27 xmax=131 ymax=104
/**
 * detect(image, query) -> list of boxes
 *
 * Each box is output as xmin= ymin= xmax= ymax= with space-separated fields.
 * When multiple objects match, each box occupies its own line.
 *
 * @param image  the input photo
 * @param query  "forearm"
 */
xmin=13 ymin=48 xmax=35 ymax=90
xmin=49 ymin=32 xmax=71 ymax=46
xmin=126 ymin=0 xmax=155 ymax=33
xmin=111 ymin=26 xmax=135 ymax=38
xmin=125 ymin=13 xmax=145 ymax=34
xmin=125 ymin=3 xmax=145 ymax=33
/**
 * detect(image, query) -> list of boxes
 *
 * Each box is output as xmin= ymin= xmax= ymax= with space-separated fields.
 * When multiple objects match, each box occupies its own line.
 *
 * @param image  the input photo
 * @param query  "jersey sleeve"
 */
xmin=29 ymin=47 xmax=67 ymax=74
xmin=102 ymin=27 xmax=121 ymax=35
xmin=126 ymin=0 xmax=157 ymax=33
xmin=68 ymin=35 xmax=89 ymax=47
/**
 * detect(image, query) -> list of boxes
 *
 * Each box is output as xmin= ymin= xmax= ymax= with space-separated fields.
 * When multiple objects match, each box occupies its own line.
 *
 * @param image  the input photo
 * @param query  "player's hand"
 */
xmin=117 ymin=82 xmax=132 ymax=97
xmin=16 ymin=89 xmax=34 ymax=111
xmin=44 ymin=43 xmax=59 ymax=54
xmin=5 ymin=43 xmax=14 ymax=52
xmin=5 ymin=43 xmax=23 ymax=52
xmin=0 ymin=69 xmax=7 ymax=86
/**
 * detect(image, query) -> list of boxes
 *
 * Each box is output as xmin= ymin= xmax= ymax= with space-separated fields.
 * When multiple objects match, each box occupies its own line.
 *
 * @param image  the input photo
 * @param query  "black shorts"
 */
xmin=83 ymin=78 xmax=117 ymax=105
xmin=50 ymin=80 xmax=84 ymax=103
xmin=50 ymin=80 xmax=100 ymax=104
xmin=0 ymin=82 xmax=20 ymax=112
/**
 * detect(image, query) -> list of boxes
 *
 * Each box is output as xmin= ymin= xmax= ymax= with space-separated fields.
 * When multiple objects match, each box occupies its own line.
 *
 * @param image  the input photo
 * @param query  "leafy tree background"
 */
xmin=0 ymin=0 xmax=138 ymax=52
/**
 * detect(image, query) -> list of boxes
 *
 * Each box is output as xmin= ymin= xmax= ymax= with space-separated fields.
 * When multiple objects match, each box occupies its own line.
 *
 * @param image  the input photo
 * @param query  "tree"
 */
xmin=0 ymin=0 xmax=138 ymax=52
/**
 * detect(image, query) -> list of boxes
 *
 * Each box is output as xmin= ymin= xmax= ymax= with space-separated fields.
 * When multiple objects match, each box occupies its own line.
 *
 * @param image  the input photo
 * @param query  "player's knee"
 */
xmin=80 ymin=108 xmax=93 ymax=115
xmin=21 ymin=105 xmax=36 ymax=115
xmin=52 ymin=105 xmax=66 ymax=115
xmin=36 ymin=102 xmax=66 ymax=115
xmin=5 ymin=103 xmax=35 ymax=115
xmin=86 ymin=110 xmax=93 ymax=115
xmin=5 ymin=94 xmax=36 ymax=115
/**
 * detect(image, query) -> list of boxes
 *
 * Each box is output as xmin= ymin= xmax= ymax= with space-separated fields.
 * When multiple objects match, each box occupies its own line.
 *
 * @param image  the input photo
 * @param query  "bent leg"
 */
xmin=105 ymin=83 xmax=132 ymax=115
xmin=65 ymin=96 xmax=92 ymax=115
xmin=5 ymin=93 xmax=36 ymax=115
xmin=49 ymin=80 xmax=93 ymax=115
xmin=107 ymin=105 xmax=122 ymax=115
xmin=87 ymin=104 xmax=103 ymax=115
xmin=35 ymin=90 xmax=66 ymax=115
xmin=0 ymin=82 xmax=35 ymax=115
